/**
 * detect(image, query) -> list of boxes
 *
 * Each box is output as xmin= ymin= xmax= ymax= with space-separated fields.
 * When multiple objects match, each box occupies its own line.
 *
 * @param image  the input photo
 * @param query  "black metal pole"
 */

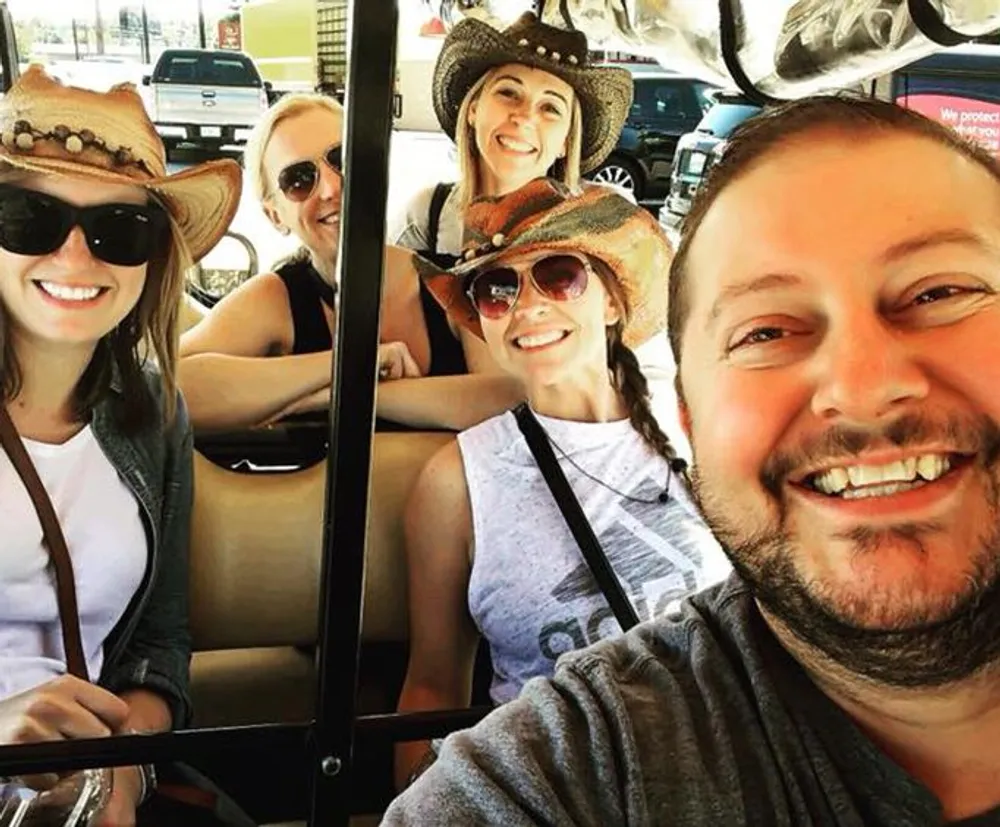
xmin=197 ymin=0 xmax=207 ymax=48
xmin=308 ymin=0 xmax=398 ymax=824
xmin=72 ymin=19 xmax=81 ymax=61
xmin=141 ymin=1 xmax=151 ymax=64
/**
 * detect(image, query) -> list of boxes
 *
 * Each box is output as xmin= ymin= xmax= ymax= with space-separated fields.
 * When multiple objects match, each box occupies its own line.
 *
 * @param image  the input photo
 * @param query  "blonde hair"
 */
xmin=244 ymin=91 xmax=345 ymax=205
xmin=454 ymin=66 xmax=583 ymax=211
xmin=0 ymin=167 xmax=193 ymax=429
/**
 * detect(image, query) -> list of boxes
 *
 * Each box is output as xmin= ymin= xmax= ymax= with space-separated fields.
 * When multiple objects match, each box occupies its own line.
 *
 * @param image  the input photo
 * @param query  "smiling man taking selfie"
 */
xmin=382 ymin=94 xmax=1000 ymax=825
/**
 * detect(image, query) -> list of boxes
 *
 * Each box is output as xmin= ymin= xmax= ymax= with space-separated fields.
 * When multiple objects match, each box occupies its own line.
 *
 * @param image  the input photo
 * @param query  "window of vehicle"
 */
xmin=697 ymin=97 xmax=762 ymax=136
xmin=153 ymin=51 xmax=263 ymax=87
xmin=632 ymin=78 xmax=705 ymax=121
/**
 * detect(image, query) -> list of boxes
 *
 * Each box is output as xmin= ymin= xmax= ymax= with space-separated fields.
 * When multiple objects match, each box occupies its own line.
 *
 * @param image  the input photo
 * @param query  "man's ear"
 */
xmin=677 ymin=388 xmax=692 ymax=443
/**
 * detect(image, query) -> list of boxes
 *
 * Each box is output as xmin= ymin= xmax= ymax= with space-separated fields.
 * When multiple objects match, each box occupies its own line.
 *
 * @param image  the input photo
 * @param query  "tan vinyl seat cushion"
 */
xmin=189 ymin=431 xmax=453 ymax=651
xmin=188 ymin=431 xmax=453 ymax=726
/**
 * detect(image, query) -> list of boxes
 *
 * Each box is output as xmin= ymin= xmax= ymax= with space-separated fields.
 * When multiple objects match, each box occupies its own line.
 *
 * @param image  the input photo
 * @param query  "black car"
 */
xmin=587 ymin=66 xmax=718 ymax=205
xmin=659 ymin=90 xmax=762 ymax=228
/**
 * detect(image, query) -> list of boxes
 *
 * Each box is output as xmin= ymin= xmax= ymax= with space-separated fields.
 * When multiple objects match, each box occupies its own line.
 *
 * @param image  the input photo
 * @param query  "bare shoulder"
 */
xmin=181 ymin=271 xmax=295 ymax=357
xmin=407 ymin=440 xmax=471 ymax=545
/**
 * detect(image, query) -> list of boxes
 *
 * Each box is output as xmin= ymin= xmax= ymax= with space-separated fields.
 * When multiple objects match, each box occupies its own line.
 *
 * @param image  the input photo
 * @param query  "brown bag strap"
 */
xmin=0 ymin=405 xmax=89 ymax=682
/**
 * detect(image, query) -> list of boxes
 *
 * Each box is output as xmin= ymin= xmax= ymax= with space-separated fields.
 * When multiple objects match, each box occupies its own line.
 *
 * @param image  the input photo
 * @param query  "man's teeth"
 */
xmin=38 ymin=281 xmax=102 ymax=301
xmin=811 ymin=454 xmax=952 ymax=496
xmin=497 ymin=135 xmax=536 ymax=153
xmin=516 ymin=331 xmax=565 ymax=349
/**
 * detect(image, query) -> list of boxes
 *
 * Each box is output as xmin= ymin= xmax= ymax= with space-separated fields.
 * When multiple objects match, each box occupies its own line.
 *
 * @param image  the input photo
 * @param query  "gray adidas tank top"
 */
xmin=458 ymin=410 xmax=730 ymax=704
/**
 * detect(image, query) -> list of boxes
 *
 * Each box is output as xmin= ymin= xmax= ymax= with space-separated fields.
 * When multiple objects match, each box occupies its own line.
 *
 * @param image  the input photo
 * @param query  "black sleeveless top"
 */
xmin=275 ymin=254 xmax=336 ymax=355
xmin=275 ymin=217 xmax=467 ymax=380
xmin=415 ymin=181 xmax=467 ymax=377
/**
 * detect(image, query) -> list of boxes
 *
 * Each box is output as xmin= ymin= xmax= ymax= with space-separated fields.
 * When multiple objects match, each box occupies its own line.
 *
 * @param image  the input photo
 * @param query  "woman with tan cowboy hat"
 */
xmin=382 ymin=11 xmax=634 ymax=419
xmin=0 ymin=65 xmax=242 ymax=825
xmin=394 ymin=178 xmax=729 ymax=789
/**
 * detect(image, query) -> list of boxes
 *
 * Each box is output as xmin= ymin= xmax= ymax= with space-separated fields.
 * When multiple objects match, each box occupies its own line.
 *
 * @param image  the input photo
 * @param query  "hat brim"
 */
xmin=433 ymin=18 xmax=634 ymax=174
xmin=0 ymin=151 xmax=241 ymax=262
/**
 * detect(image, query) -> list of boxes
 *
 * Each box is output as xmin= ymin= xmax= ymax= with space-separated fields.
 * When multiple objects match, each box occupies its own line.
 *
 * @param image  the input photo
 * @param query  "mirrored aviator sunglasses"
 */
xmin=465 ymin=253 xmax=592 ymax=320
xmin=276 ymin=144 xmax=343 ymax=203
xmin=0 ymin=183 xmax=166 ymax=267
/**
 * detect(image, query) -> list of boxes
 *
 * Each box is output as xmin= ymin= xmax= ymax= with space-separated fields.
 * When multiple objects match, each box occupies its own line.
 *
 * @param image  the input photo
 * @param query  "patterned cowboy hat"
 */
xmin=433 ymin=12 xmax=633 ymax=174
xmin=417 ymin=177 xmax=673 ymax=349
xmin=0 ymin=65 xmax=241 ymax=262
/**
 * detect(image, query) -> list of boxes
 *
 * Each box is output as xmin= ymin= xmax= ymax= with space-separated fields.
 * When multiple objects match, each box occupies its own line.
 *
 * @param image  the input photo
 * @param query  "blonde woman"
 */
xmin=180 ymin=91 xmax=524 ymax=434
xmin=0 ymin=66 xmax=240 ymax=824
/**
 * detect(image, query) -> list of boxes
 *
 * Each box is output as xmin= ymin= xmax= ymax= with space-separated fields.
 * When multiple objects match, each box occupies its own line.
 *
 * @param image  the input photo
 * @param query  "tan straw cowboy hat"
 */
xmin=433 ymin=12 xmax=633 ymax=174
xmin=417 ymin=177 xmax=673 ymax=349
xmin=0 ymin=65 xmax=241 ymax=261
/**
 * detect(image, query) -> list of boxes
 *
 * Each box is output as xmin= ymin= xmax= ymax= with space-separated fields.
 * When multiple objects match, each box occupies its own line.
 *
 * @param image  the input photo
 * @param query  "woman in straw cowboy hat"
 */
xmin=0 ymin=65 xmax=242 ymax=825
xmin=394 ymin=178 xmax=729 ymax=789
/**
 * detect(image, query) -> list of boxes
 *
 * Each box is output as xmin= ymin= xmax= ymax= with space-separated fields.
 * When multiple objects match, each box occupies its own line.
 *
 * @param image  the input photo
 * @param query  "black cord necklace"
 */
xmin=537 ymin=419 xmax=687 ymax=505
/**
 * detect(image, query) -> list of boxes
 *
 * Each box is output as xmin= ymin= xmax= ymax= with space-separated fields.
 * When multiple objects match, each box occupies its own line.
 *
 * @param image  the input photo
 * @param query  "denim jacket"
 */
xmin=91 ymin=367 xmax=194 ymax=729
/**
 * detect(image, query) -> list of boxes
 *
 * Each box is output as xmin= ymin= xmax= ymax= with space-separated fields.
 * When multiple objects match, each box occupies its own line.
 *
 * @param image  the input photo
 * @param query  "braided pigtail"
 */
xmin=606 ymin=321 xmax=680 ymax=466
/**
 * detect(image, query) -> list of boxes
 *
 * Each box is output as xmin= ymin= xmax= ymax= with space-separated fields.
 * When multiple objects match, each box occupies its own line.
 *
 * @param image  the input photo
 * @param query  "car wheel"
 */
xmin=590 ymin=156 xmax=644 ymax=201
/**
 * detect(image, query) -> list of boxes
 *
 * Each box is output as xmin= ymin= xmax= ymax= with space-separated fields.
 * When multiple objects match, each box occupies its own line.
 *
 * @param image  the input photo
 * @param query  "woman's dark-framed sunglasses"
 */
xmin=465 ymin=252 xmax=592 ymax=320
xmin=0 ymin=183 xmax=166 ymax=267
xmin=276 ymin=144 xmax=343 ymax=203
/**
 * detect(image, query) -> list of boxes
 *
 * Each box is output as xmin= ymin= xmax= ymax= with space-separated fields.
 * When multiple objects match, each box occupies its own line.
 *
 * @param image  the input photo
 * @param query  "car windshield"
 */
xmin=154 ymin=52 xmax=262 ymax=87
xmin=697 ymin=99 xmax=761 ymax=136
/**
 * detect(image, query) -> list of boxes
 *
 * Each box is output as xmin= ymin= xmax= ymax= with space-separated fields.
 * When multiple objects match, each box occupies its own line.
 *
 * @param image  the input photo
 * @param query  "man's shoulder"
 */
xmin=560 ymin=575 xmax=753 ymax=686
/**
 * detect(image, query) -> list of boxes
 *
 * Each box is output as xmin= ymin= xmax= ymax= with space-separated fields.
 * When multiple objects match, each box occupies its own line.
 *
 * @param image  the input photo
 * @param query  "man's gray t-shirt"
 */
xmin=383 ymin=575 xmax=1000 ymax=826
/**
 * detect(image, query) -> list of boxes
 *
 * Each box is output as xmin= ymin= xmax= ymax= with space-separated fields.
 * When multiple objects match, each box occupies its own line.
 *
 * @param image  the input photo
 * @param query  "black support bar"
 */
xmin=310 ymin=1 xmax=399 ymax=826
xmin=0 ymin=724 xmax=310 ymax=777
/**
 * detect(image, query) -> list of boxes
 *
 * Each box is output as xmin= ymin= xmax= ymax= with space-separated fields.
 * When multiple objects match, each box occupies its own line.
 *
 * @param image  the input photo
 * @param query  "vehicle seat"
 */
xmin=186 ymin=431 xmax=454 ymax=728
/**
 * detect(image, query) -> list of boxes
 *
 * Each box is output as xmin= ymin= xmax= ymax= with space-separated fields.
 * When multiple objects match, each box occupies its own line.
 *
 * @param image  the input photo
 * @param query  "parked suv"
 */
xmin=659 ymin=90 xmax=762 ymax=228
xmin=587 ymin=66 xmax=717 ymax=204
xmin=142 ymin=48 xmax=271 ymax=155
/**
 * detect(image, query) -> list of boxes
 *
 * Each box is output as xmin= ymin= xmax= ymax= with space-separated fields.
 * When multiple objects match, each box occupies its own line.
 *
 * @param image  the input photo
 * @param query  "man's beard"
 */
xmin=691 ymin=412 xmax=1000 ymax=687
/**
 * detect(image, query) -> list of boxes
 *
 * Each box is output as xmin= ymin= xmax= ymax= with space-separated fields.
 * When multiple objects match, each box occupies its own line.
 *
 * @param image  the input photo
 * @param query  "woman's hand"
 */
xmin=0 ymin=675 xmax=129 ymax=744
xmin=92 ymin=766 xmax=143 ymax=827
xmin=378 ymin=341 xmax=422 ymax=382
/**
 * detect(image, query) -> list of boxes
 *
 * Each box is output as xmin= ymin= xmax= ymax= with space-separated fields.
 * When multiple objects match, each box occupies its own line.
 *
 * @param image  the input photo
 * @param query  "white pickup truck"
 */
xmin=142 ymin=48 xmax=272 ymax=154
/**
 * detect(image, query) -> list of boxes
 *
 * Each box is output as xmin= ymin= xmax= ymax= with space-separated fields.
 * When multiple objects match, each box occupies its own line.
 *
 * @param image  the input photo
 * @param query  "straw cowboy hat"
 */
xmin=433 ymin=12 xmax=634 ymax=174
xmin=417 ymin=177 xmax=672 ymax=349
xmin=0 ymin=64 xmax=241 ymax=261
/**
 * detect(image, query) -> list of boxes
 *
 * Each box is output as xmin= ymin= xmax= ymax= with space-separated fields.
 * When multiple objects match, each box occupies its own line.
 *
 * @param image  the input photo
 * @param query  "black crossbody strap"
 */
xmin=513 ymin=403 xmax=640 ymax=631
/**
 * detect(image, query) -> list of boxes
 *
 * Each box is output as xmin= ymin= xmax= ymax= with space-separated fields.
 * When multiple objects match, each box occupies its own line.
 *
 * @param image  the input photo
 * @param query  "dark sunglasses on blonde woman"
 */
xmin=0 ymin=183 xmax=166 ymax=266
xmin=465 ymin=252 xmax=592 ymax=320
xmin=276 ymin=144 xmax=343 ymax=202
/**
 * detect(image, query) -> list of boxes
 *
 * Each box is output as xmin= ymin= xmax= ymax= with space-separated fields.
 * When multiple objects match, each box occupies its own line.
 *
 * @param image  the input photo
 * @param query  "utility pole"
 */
xmin=141 ymin=0 xmax=151 ymax=63
xmin=197 ymin=0 xmax=207 ymax=47
xmin=94 ymin=0 xmax=105 ymax=55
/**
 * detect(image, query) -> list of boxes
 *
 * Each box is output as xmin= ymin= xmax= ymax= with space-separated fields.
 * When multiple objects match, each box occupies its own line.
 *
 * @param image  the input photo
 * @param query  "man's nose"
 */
xmin=810 ymin=311 xmax=929 ymax=425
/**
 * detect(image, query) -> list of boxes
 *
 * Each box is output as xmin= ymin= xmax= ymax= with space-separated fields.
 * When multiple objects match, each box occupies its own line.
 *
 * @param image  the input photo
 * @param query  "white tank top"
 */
xmin=458 ymin=410 xmax=730 ymax=704
xmin=0 ymin=425 xmax=147 ymax=698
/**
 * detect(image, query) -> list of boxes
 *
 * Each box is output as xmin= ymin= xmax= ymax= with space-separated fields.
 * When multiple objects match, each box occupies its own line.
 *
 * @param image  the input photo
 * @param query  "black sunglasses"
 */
xmin=465 ymin=253 xmax=592 ymax=320
xmin=0 ymin=184 xmax=166 ymax=267
xmin=276 ymin=145 xmax=343 ymax=203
